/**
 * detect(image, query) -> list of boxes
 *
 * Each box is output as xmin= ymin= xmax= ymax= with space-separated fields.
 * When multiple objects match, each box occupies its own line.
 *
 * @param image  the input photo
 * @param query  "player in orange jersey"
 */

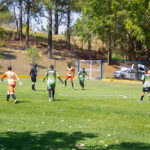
xmin=64 ymin=63 xmax=75 ymax=90
xmin=1 ymin=66 xmax=22 ymax=104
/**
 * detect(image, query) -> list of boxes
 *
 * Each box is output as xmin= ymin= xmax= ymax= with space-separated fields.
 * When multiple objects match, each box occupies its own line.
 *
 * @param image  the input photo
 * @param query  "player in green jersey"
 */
xmin=43 ymin=65 xmax=63 ymax=102
xmin=78 ymin=68 xmax=88 ymax=90
xmin=138 ymin=69 xmax=150 ymax=103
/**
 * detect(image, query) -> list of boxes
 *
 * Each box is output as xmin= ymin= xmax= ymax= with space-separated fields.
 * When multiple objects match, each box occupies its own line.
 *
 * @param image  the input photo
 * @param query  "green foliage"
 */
xmin=0 ymin=27 xmax=6 ymax=40
xmin=26 ymin=46 xmax=41 ymax=64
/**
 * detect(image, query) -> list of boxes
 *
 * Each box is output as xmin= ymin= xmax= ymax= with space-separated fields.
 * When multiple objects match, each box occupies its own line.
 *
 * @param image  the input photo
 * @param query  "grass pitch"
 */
xmin=0 ymin=79 xmax=150 ymax=150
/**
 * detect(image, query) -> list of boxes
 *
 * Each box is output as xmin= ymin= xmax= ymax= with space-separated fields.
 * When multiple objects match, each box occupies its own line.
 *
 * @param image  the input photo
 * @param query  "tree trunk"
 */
xmin=19 ymin=0 xmax=23 ymax=43
xmin=88 ymin=33 xmax=91 ymax=59
xmin=88 ymin=33 xmax=91 ymax=52
xmin=54 ymin=3 xmax=59 ymax=35
xmin=134 ymin=63 xmax=139 ymax=80
xmin=107 ymin=37 xmax=112 ymax=65
xmin=25 ymin=0 xmax=30 ymax=49
xmin=67 ymin=0 xmax=71 ymax=51
xmin=48 ymin=8 xmax=52 ymax=59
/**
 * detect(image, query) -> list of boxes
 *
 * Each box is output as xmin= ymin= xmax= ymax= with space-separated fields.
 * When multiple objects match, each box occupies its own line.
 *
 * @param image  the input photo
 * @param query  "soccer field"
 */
xmin=0 ymin=79 xmax=150 ymax=150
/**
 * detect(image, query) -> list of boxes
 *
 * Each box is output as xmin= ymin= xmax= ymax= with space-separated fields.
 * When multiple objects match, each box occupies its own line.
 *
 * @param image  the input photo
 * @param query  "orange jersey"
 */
xmin=1 ymin=71 xmax=18 ymax=85
xmin=67 ymin=67 xmax=74 ymax=76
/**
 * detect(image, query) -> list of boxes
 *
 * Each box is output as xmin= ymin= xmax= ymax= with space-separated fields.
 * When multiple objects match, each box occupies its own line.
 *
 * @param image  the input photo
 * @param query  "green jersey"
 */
xmin=78 ymin=71 xmax=87 ymax=81
xmin=142 ymin=73 xmax=150 ymax=88
xmin=45 ymin=70 xmax=58 ymax=86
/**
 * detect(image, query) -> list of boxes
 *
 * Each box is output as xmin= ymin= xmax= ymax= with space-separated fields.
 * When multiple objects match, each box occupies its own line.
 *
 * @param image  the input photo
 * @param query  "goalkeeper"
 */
xmin=138 ymin=69 xmax=150 ymax=103
xmin=78 ymin=68 xmax=88 ymax=90
xmin=43 ymin=65 xmax=63 ymax=102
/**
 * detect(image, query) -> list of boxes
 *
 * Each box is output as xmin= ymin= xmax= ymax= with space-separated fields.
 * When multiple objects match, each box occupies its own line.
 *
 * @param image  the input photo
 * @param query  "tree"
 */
xmin=66 ymin=0 xmax=81 ymax=51
xmin=42 ymin=0 xmax=53 ymax=58
xmin=24 ymin=0 xmax=42 ymax=48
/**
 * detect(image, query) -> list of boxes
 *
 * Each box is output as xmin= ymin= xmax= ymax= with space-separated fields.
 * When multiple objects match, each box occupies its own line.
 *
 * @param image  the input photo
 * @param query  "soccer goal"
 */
xmin=78 ymin=60 xmax=103 ymax=80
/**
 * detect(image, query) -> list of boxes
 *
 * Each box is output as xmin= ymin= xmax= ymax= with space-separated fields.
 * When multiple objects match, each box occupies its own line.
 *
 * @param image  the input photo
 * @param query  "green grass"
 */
xmin=0 ymin=79 xmax=150 ymax=150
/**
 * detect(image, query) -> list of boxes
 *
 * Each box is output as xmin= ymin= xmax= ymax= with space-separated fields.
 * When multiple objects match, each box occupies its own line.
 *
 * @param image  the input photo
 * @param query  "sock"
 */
xmin=71 ymin=82 xmax=74 ymax=88
xmin=32 ymin=85 xmax=34 ymax=90
xmin=65 ymin=80 xmax=67 ymax=86
xmin=52 ymin=89 xmax=55 ymax=99
xmin=11 ymin=94 xmax=17 ymax=100
xmin=140 ymin=96 xmax=144 ymax=101
xmin=49 ymin=90 xmax=51 ymax=98
xmin=7 ymin=95 xmax=10 ymax=101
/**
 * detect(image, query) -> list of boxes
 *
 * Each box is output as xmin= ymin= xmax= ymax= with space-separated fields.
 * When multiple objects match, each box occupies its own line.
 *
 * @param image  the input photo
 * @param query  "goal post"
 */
xmin=78 ymin=60 xmax=103 ymax=80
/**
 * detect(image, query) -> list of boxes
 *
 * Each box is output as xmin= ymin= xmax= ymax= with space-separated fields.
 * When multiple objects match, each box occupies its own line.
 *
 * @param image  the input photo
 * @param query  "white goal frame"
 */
xmin=78 ymin=60 xmax=103 ymax=80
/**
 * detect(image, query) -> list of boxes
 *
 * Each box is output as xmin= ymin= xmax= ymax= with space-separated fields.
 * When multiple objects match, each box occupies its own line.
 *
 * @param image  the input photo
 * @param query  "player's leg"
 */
xmin=47 ymin=84 xmax=52 ymax=101
xmin=148 ymin=88 xmax=150 ymax=103
xmin=70 ymin=77 xmax=74 ymax=90
xmin=5 ymin=90 xmax=10 ymax=103
xmin=64 ymin=77 xmax=68 ymax=87
xmin=79 ymin=80 xmax=83 ymax=89
xmin=82 ymin=79 xmax=85 ymax=89
xmin=10 ymin=84 xmax=18 ymax=104
xmin=51 ymin=85 xmax=55 ymax=101
xmin=139 ymin=88 xmax=145 ymax=102
xmin=31 ymin=77 xmax=36 ymax=91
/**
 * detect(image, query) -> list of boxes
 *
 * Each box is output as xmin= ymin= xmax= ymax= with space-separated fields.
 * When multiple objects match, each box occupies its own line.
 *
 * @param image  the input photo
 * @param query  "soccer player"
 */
xmin=1 ymin=66 xmax=22 ymax=104
xmin=78 ymin=68 xmax=88 ymax=90
xmin=30 ymin=64 xmax=38 ymax=91
xmin=64 ymin=63 xmax=75 ymax=90
xmin=138 ymin=69 xmax=150 ymax=103
xmin=43 ymin=65 xmax=63 ymax=102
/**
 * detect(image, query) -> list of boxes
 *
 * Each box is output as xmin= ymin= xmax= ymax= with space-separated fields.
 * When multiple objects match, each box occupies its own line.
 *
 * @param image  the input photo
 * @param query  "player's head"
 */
xmin=35 ymin=64 xmax=38 ymax=68
xmin=82 ymin=68 xmax=85 ymax=71
xmin=68 ymin=63 xmax=71 ymax=68
xmin=8 ymin=66 xmax=12 ymax=70
xmin=145 ymin=69 xmax=148 ymax=73
xmin=50 ymin=65 xmax=54 ymax=70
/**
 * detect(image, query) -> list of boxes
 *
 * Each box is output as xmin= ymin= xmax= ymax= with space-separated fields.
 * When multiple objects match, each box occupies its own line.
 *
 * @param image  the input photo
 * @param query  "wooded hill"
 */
xmin=0 ymin=0 xmax=150 ymax=65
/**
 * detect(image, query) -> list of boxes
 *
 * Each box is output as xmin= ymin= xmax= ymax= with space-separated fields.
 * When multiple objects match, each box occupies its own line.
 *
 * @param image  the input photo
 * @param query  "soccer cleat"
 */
xmin=49 ymin=98 xmax=52 ymax=102
xmin=148 ymin=101 xmax=150 ymax=103
xmin=72 ymin=87 xmax=74 ymax=90
xmin=51 ymin=97 xmax=54 ymax=101
xmin=5 ymin=101 xmax=9 ymax=103
xmin=138 ymin=100 xmax=143 ymax=103
xmin=14 ymin=99 xmax=18 ymax=104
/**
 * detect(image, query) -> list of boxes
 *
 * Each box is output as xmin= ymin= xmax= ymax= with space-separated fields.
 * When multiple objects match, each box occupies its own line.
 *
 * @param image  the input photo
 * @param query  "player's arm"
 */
xmin=43 ymin=72 xmax=47 ymax=82
xmin=57 ymin=72 xmax=63 ymax=84
xmin=85 ymin=72 xmax=89 ymax=80
xmin=78 ymin=72 xmax=81 ymax=79
xmin=15 ymin=74 xmax=22 ymax=86
xmin=1 ymin=73 xmax=7 ymax=81
xmin=142 ymin=74 xmax=145 ymax=84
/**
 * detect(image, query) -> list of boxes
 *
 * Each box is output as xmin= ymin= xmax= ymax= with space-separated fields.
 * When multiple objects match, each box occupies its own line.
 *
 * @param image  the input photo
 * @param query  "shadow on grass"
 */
xmin=0 ymin=131 xmax=96 ymax=150
xmin=85 ymin=142 xmax=150 ymax=150
xmin=18 ymin=100 xmax=31 ymax=104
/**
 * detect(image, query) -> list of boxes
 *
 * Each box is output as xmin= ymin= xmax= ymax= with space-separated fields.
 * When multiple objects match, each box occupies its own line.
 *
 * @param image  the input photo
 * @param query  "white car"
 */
xmin=113 ymin=64 xmax=147 ymax=80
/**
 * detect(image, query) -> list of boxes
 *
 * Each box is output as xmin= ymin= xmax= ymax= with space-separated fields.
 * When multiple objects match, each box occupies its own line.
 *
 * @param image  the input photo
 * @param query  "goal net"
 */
xmin=78 ymin=60 xmax=103 ymax=80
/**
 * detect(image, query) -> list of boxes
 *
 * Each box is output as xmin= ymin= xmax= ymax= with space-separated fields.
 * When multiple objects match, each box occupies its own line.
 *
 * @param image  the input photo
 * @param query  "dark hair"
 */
xmin=145 ymin=69 xmax=148 ymax=73
xmin=8 ymin=66 xmax=12 ymax=70
xmin=50 ymin=65 xmax=54 ymax=69
xmin=82 ymin=68 xmax=85 ymax=70
xmin=68 ymin=63 xmax=71 ymax=67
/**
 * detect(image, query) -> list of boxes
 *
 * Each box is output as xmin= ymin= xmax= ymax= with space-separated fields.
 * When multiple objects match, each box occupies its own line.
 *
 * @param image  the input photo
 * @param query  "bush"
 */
xmin=26 ymin=46 xmax=41 ymax=64
xmin=0 ymin=40 xmax=4 ymax=47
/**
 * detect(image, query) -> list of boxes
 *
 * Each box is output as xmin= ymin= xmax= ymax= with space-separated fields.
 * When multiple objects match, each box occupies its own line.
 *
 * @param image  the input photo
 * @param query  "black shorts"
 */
xmin=31 ymin=77 xmax=36 ymax=82
xmin=143 ymin=87 xmax=150 ymax=92
xmin=47 ymin=85 xmax=55 ymax=91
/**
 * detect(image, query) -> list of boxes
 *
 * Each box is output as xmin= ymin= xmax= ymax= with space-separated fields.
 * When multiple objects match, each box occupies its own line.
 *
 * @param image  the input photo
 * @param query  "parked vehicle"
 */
xmin=113 ymin=64 xmax=147 ymax=80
